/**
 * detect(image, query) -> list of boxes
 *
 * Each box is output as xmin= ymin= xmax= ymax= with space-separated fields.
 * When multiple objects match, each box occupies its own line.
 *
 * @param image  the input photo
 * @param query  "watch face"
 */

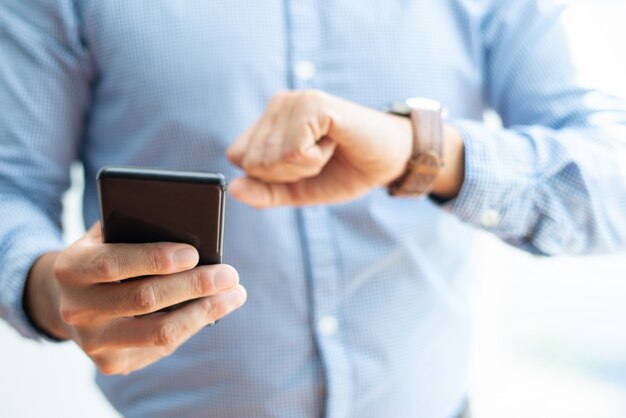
xmin=405 ymin=98 xmax=442 ymax=112
xmin=386 ymin=98 xmax=443 ymax=116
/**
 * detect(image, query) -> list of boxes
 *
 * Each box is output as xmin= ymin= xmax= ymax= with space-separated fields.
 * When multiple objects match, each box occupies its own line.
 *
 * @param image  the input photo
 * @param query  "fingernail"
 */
xmin=214 ymin=267 xmax=237 ymax=290
xmin=173 ymin=247 xmax=198 ymax=268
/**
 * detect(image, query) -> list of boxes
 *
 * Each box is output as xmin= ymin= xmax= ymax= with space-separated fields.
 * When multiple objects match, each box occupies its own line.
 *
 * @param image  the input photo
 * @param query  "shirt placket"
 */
xmin=286 ymin=1 xmax=354 ymax=417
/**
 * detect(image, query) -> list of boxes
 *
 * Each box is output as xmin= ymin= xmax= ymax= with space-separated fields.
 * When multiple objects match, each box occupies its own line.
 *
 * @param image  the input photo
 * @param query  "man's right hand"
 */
xmin=24 ymin=223 xmax=247 ymax=375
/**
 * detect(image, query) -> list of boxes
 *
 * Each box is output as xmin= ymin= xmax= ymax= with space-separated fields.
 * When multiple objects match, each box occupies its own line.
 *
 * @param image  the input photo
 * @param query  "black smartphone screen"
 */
xmin=97 ymin=166 xmax=226 ymax=265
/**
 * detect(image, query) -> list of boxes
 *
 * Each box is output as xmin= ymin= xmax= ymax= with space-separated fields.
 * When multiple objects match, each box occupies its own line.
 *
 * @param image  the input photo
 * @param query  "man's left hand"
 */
xmin=227 ymin=90 xmax=464 ymax=208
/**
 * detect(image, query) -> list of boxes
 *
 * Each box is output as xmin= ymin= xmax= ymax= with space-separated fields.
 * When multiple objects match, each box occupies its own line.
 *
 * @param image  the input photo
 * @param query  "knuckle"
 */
xmin=93 ymin=251 xmax=119 ymax=279
xmin=282 ymin=148 xmax=301 ymax=162
xmin=198 ymin=298 xmax=215 ymax=322
xmin=192 ymin=268 xmax=214 ymax=296
xmin=201 ymin=297 xmax=227 ymax=322
xmin=243 ymin=157 xmax=260 ymax=170
xmin=302 ymin=89 xmax=319 ymax=99
xmin=242 ymin=158 xmax=266 ymax=175
xmin=145 ymin=245 xmax=168 ymax=273
xmin=154 ymin=322 xmax=180 ymax=347
xmin=258 ymin=157 xmax=274 ymax=169
xmin=269 ymin=91 xmax=289 ymax=107
xmin=133 ymin=283 xmax=158 ymax=312
xmin=301 ymin=89 xmax=324 ymax=105
xmin=58 ymin=297 xmax=94 ymax=325
xmin=307 ymin=164 xmax=324 ymax=177
xmin=226 ymin=146 xmax=241 ymax=164
xmin=59 ymin=304 xmax=81 ymax=325
xmin=52 ymin=261 xmax=67 ymax=281
xmin=94 ymin=358 xmax=119 ymax=376
xmin=52 ymin=256 xmax=72 ymax=284
xmin=80 ymin=337 xmax=101 ymax=356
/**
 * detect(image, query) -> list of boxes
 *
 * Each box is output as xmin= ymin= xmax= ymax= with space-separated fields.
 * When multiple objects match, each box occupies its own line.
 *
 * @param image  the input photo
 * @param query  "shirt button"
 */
xmin=294 ymin=60 xmax=316 ymax=82
xmin=480 ymin=209 xmax=501 ymax=227
xmin=317 ymin=315 xmax=339 ymax=336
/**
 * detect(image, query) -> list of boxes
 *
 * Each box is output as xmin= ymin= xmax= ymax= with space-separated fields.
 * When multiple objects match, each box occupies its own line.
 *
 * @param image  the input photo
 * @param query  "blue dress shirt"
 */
xmin=2 ymin=1 xmax=626 ymax=417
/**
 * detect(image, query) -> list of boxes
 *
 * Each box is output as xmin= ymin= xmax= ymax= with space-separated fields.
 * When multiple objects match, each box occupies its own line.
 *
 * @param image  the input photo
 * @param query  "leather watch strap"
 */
xmin=389 ymin=104 xmax=444 ymax=197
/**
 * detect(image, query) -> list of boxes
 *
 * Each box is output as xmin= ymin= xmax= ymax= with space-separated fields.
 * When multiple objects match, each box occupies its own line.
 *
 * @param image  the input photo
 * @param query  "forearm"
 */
xmin=24 ymin=252 xmax=70 ymax=341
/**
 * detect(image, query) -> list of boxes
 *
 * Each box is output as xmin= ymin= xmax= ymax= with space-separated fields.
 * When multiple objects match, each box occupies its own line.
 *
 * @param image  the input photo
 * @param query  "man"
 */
xmin=1 ymin=1 xmax=625 ymax=417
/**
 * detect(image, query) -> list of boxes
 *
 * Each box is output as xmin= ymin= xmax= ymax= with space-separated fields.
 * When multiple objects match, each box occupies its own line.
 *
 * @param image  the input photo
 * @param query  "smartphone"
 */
xmin=97 ymin=166 xmax=226 ymax=265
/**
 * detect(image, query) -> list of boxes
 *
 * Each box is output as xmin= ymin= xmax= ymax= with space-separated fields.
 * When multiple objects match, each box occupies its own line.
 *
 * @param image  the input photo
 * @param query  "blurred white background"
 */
xmin=1 ymin=1 xmax=626 ymax=417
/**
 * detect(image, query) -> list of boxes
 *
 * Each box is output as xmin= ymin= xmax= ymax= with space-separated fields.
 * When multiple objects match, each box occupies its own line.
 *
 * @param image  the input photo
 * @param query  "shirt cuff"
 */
xmin=440 ymin=119 xmax=536 ymax=240
xmin=0 ymin=230 xmax=65 ymax=342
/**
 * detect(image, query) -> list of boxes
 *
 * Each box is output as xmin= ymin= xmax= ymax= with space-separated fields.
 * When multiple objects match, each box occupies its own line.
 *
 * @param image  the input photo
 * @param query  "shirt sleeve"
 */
xmin=445 ymin=0 xmax=626 ymax=256
xmin=0 ymin=0 xmax=93 ymax=340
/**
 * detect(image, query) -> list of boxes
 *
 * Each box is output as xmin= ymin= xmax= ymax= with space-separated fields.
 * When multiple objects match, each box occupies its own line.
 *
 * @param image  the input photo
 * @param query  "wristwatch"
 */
xmin=385 ymin=98 xmax=446 ymax=197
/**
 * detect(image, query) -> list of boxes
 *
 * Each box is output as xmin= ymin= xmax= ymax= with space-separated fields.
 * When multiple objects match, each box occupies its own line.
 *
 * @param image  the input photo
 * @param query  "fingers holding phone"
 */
xmin=51 ymin=223 xmax=247 ymax=375
xmin=24 ymin=167 xmax=244 ymax=375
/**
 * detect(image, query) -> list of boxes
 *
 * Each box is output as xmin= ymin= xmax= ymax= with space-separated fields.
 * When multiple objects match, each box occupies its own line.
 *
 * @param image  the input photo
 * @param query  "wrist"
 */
xmin=386 ymin=115 xmax=414 ymax=185
xmin=430 ymin=124 xmax=465 ymax=200
xmin=325 ymin=93 xmax=414 ymax=188
xmin=24 ymin=252 xmax=70 ymax=341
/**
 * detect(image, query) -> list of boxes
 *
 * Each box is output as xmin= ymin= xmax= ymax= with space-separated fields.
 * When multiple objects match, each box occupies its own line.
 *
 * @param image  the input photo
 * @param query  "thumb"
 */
xmin=229 ymin=177 xmax=301 ymax=209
